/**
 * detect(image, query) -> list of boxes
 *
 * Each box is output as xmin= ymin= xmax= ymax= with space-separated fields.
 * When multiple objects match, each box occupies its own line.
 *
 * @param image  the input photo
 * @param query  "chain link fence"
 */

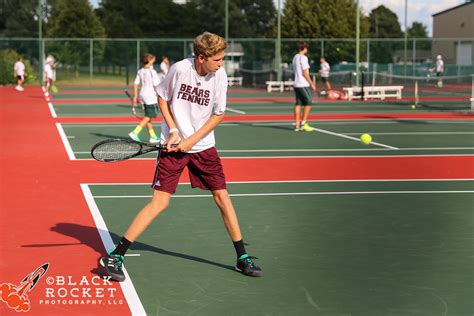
xmin=1 ymin=37 xmax=472 ymax=86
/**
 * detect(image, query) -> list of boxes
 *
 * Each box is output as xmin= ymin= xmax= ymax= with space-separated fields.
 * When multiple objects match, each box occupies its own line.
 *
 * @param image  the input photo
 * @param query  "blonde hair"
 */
xmin=193 ymin=32 xmax=228 ymax=58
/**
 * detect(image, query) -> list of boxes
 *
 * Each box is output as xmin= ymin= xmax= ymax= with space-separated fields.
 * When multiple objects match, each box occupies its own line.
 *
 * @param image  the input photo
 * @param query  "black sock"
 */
xmin=233 ymin=239 xmax=247 ymax=259
xmin=111 ymin=237 xmax=132 ymax=256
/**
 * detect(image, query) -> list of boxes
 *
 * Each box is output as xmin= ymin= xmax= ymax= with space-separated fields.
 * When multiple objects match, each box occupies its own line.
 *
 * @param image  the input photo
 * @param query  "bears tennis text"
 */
xmin=177 ymin=84 xmax=211 ymax=106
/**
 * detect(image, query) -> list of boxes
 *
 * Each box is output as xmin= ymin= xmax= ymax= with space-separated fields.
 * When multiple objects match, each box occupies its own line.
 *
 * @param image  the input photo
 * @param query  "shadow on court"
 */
xmin=22 ymin=222 xmax=234 ymax=275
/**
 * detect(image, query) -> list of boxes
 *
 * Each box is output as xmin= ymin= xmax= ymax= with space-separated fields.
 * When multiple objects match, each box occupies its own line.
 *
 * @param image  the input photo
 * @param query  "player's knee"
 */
xmin=212 ymin=189 xmax=229 ymax=204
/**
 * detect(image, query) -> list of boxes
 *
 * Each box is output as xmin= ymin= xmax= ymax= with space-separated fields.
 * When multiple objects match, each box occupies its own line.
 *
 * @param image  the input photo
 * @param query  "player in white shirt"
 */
xmin=431 ymin=55 xmax=444 ymax=87
xmin=292 ymin=42 xmax=317 ymax=132
xmin=13 ymin=56 xmax=26 ymax=91
xmin=100 ymin=32 xmax=262 ymax=282
xmin=160 ymin=55 xmax=170 ymax=75
xmin=128 ymin=53 xmax=162 ymax=144
xmin=319 ymin=56 xmax=331 ymax=91
xmin=44 ymin=55 xmax=55 ymax=96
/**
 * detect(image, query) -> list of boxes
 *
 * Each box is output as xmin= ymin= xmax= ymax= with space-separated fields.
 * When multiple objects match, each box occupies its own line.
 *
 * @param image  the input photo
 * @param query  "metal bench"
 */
xmin=343 ymin=86 xmax=403 ymax=101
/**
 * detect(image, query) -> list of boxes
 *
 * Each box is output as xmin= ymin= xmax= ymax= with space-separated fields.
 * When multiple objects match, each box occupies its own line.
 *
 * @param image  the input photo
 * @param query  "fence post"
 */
xmin=90 ymin=39 xmax=93 ymax=82
xmin=412 ymin=39 xmax=416 ymax=76
xmin=321 ymin=40 xmax=324 ymax=58
xmin=183 ymin=40 xmax=187 ymax=59
xmin=367 ymin=39 xmax=370 ymax=68
xmin=136 ymin=40 xmax=140 ymax=71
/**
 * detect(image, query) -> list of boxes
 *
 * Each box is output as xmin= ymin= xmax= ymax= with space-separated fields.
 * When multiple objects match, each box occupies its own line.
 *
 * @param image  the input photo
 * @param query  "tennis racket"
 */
xmin=124 ymin=89 xmax=145 ymax=119
xmin=91 ymin=138 xmax=171 ymax=162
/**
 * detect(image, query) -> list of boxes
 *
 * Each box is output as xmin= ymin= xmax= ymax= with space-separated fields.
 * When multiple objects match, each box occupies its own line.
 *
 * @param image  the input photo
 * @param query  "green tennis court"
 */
xmin=83 ymin=180 xmax=474 ymax=315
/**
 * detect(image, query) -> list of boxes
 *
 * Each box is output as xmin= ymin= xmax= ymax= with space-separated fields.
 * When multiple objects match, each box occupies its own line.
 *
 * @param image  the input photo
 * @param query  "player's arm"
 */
xmin=177 ymin=114 xmax=224 ymax=152
xmin=158 ymin=96 xmax=180 ymax=149
xmin=303 ymin=69 xmax=317 ymax=92
xmin=133 ymin=84 xmax=139 ymax=107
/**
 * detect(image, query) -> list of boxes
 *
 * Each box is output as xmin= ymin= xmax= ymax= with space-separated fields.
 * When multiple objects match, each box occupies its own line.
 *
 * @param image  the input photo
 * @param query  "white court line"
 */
xmin=80 ymin=184 xmax=146 ymax=316
xmin=87 ymin=179 xmax=474 ymax=185
xmin=345 ymin=132 xmax=474 ymax=135
xmin=226 ymin=107 xmax=246 ymax=114
xmin=93 ymin=190 xmax=474 ymax=199
xmin=55 ymin=123 xmax=76 ymax=160
xmin=313 ymin=127 xmax=399 ymax=150
xmin=48 ymin=102 xmax=57 ymax=118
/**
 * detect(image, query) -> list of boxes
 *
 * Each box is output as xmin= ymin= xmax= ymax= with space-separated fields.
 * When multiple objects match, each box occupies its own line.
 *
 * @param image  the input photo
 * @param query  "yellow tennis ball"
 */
xmin=411 ymin=104 xmax=416 ymax=109
xmin=360 ymin=133 xmax=372 ymax=145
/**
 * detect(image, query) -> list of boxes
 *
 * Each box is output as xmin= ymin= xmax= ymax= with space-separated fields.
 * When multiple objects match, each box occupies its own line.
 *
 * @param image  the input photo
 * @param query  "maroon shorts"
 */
xmin=152 ymin=147 xmax=227 ymax=194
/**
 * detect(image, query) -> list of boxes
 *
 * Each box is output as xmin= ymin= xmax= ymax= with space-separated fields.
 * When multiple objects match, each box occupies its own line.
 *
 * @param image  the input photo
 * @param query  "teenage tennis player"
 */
xmin=100 ymin=32 xmax=263 ymax=281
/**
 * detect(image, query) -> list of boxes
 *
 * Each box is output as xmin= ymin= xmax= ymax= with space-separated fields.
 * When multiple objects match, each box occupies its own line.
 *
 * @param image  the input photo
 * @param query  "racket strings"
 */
xmin=92 ymin=141 xmax=142 ymax=161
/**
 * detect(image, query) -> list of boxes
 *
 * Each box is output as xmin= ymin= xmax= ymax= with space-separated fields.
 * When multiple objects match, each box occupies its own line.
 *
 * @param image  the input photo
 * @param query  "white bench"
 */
xmin=343 ymin=86 xmax=404 ymax=101
xmin=265 ymin=80 xmax=294 ymax=92
xmin=227 ymin=77 xmax=243 ymax=86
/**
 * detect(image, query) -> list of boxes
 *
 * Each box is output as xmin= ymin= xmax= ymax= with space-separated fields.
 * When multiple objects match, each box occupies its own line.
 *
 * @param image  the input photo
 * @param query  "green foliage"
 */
xmin=46 ymin=0 xmax=105 ymax=74
xmin=0 ymin=49 xmax=35 ymax=85
xmin=368 ymin=5 xmax=403 ymax=63
xmin=368 ymin=5 xmax=402 ymax=38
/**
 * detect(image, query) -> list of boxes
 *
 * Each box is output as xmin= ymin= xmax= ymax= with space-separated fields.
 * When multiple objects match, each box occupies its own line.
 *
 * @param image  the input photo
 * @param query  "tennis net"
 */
xmin=366 ymin=72 xmax=474 ymax=111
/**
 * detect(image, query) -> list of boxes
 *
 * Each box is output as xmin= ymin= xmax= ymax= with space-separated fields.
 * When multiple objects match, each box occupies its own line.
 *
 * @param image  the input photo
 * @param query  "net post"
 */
xmin=415 ymin=80 xmax=419 ymax=106
xmin=471 ymin=75 xmax=474 ymax=112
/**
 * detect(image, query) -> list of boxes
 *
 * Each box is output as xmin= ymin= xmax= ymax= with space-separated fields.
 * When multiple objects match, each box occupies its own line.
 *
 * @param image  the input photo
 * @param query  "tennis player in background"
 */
xmin=293 ymin=42 xmax=317 ymax=132
xmin=43 ymin=55 xmax=55 ymax=96
xmin=100 ymin=32 xmax=263 ymax=281
xmin=128 ymin=53 xmax=162 ymax=144
xmin=14 ymin=56 xmax=26 ymax=91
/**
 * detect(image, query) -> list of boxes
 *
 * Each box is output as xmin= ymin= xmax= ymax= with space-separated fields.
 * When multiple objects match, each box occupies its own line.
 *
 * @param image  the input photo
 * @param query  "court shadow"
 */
xmin=230 ymin=121 xmax=293 ymax=131
xmin=21 ymin=223 xmax=234 ymax=273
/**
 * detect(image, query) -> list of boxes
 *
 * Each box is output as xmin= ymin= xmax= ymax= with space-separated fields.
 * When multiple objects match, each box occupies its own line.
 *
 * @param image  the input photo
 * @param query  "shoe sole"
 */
xmin=234 ymin=266 xmax=263 ymax=277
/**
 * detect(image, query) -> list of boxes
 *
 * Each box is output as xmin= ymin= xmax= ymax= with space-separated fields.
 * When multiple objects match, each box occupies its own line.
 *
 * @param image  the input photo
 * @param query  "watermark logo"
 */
xmin=0 ymin=263 xmax=49 ymax=312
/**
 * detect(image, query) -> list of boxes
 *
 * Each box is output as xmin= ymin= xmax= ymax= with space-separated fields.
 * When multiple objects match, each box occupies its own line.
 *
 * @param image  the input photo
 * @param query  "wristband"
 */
xmin=169 ymin=128 xmax=179 ymax=133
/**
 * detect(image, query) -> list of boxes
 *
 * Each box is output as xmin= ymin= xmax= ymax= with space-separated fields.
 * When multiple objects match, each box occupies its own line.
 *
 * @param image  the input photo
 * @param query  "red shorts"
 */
xmin=152 ymin=147 xmax=227 ymax=194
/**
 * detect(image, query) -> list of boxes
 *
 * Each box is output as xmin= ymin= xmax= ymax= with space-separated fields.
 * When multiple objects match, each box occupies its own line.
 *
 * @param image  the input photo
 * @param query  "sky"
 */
xmin=89 ymin=0 xmax=466 ymax=36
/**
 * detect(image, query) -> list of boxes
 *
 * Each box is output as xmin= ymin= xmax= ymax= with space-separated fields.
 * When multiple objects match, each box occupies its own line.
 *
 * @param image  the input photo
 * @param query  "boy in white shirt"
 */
xmin=160 ymin=56 xmax=170 ymax=75
xmin=319 ymin=56 xmax=331 ymax=91
xmin=128 ymin=53 xmax=162 ymax=144
xmin=292 ymin=42 xmax=317 ymax=132
xmin=44 ymin=55 xmax=55 ymax=96
xmin=100 ymin=32 xmax=262 ymax=281
xmin=13 ymin=56 xmax=26 ymax=91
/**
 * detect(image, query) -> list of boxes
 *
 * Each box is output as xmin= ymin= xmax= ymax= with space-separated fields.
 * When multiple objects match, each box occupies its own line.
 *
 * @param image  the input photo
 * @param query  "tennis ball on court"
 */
xmin=336 ymin=47 xmax=340 ymax=52
xmin=51 ymin=85 xmax=58 ymax=94
xmin=411 ymin=104 xmax=416 ymax=109
xmin=360 ymin=133 xmax=372 ymax=145
xmin=437 ymin=81 xmax=443 ymax=88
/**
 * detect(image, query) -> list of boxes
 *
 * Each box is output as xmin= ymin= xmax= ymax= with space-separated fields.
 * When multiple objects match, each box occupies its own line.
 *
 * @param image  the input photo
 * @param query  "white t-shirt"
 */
xmin=292 ymin=54 xmax=310 ymax=88
xmin=134 ymin=67 xmax=162 ymax=104
xmin=160 ymin=61 xmax=169 ymax=75
xmin=435 ymin=60 xmax=444 ymax=73
xmin=44 ymin=63 xmax=53 ymax=80
xmin=320 ymin=61 xmax=330 ymax=78
xmin=156 ymin=58 xmax=227 ymax=153
xmin=14 ymin=61 xmax=25 ymax=76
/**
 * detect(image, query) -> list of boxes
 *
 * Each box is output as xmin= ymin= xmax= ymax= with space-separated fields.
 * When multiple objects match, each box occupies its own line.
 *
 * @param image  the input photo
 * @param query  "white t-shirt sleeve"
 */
xmin=301 ymin=56 xmax=310 ymax=70
xmin=213 ymin=70 xmax=227 ymax=115
xmin=156 ymin=63 xmax=179 ymax=102
xmin=134 ymin=70 xmax=141 ymax=85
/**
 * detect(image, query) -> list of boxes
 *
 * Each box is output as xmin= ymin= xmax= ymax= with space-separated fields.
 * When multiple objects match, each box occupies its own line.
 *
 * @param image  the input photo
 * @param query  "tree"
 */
xmin=368 ymin=5 xmax=403 ymax=63
xmin=281 ymin=0 xmax=369 ymax=65
xmin=47 ymin=0 xmax=106 ymax=77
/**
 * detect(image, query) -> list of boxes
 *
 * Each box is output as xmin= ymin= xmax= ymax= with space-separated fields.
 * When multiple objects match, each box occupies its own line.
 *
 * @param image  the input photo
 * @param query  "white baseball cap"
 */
xmin=437 ymin=55 xmax=442 ymax=60
xmin=46 ymin=55 xmax=55 ymax=63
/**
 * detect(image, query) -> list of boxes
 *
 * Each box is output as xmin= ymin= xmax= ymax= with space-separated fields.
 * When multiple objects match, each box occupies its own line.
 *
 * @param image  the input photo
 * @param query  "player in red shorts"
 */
xmin=100 ymin=32 xmax=263 ymax=281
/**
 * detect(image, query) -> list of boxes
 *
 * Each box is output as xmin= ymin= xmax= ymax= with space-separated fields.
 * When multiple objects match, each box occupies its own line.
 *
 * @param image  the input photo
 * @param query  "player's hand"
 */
xmin=132 ymin=98 xmax=138 ymax=107
xmin=166 ymin=131 xmax=181 ymax=151
xmin=174 ymin=138 xmax=195 ymax=152
xmin=311 ymin=84 xmax=317 ymax=92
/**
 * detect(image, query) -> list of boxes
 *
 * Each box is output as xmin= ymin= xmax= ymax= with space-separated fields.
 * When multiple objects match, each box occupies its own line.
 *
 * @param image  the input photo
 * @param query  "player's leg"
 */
xmin=129 ymin=116 xmax=150 ymax=142
xmin=188 ymin=148 xmax=263 ymax=277
xmin=294 ymin=88 xmax=303 ymax=131
xmin=100 ymin=151 xmax=187 ymax=281
xmin=211 ymin=189 xmax=262 ymax=277
xmin=301 ymin=87 xmax=316 ymax=131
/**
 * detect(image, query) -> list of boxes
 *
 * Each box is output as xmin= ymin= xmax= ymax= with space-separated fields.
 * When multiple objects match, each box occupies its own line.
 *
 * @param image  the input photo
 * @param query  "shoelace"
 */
xmin=109 ymin=255 xmax=123 ymax=271
xmin=243 ymin=256 xmax=259 ymax=268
